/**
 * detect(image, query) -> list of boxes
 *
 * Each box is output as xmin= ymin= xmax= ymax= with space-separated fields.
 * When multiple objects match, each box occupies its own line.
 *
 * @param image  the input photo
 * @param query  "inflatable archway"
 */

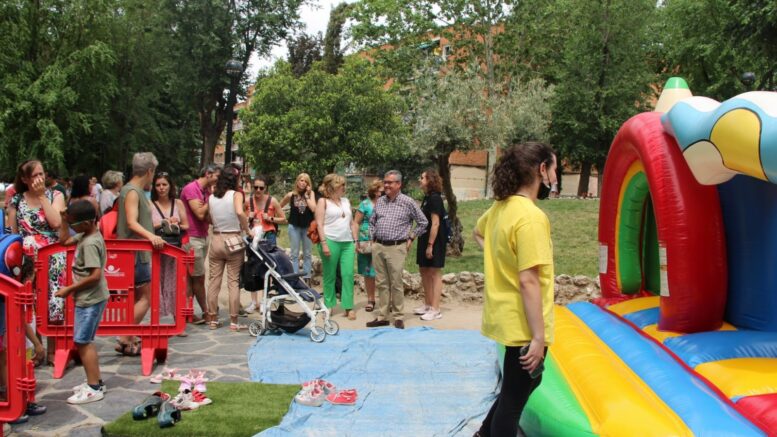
xmin=520 ymin=79 xmax=777 ymax=435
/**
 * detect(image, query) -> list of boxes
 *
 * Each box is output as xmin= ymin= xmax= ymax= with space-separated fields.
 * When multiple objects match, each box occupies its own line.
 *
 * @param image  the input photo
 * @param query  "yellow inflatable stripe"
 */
xmin=710 ymin=109 xmax=767 ymax=181
xmin=551 ymin=306 xmax=692 ymax=436
xmin=695 ymin=358 xmax=777 ymax=399
xmin=608 ymin=296 xmax=660 ymax=316
xmin=643 ymin=322 xmax=737 ymax=344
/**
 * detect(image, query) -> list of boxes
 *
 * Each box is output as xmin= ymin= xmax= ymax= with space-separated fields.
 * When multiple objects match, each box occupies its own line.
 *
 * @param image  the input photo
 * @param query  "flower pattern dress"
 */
xmin=12 ymin=190 xmax=67 ymax=322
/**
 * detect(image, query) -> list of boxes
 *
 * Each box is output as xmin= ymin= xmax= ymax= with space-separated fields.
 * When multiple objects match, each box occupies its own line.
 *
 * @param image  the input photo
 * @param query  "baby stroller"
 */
xmin=242 ymin=238 xmax=339 ymax=342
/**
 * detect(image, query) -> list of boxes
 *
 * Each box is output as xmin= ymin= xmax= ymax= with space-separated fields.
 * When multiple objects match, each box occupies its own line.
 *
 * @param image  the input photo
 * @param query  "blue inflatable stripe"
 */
xmin=567 ymin=302 xmax=764 ymax=436
xmin=622 ymin=307 xmax=659 ymax=328
xmin=665 ymin=330 xmax=777 ymax=368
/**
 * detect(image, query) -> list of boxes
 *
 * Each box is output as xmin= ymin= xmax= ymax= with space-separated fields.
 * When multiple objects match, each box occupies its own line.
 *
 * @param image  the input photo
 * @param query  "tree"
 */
xmin=322 ymin=3 xmax=353 ymax=74
xmin=158 ymin=0 xmax=304 ymax=167
xmin=287 ymin=32 xmax=323 ymax=77
xmin=409 ymin=64 xmax=553 ymax=254
xmin=349 ymin=0 xmax=514 ymax=195
xmin=550 ymin=0 xmax=657 ymax=196
xmin=237 ymin=59 xmax=409 ymax=182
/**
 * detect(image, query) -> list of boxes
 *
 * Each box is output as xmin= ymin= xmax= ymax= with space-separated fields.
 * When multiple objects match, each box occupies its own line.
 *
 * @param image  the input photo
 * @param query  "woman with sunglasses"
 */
xmin=246 ymin=175 xmax=286 ymax=247
xmin=150 ymin=172 xmax=189 ymax=318
xmin=279 ymin=173 xmax=317 ymax=280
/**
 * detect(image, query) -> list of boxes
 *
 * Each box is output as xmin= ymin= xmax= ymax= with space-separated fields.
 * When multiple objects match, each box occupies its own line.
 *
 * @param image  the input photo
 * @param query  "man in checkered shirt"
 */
xmin=366 ymin=170 xmax=428 ymax=329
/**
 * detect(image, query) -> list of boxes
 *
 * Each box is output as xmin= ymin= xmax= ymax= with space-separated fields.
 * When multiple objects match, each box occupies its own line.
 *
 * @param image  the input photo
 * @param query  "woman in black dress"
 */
xmin=415 ymin=168 xmax=446 ymax=321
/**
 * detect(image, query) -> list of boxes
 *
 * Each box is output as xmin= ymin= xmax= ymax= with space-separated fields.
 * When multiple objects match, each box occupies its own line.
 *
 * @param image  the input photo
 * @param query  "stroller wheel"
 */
xmin=248 ymin=321 xmax=265 ymax=337
xmin=310 ymin=326 xmax=326 ymax=343
xmin=324 ymin=319 xmax=339 ymax=335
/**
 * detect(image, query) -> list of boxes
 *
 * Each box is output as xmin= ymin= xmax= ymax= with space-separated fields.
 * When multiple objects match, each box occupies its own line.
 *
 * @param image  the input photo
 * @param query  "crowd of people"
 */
xmin=2 ymin=142 xmax=558 ymax=434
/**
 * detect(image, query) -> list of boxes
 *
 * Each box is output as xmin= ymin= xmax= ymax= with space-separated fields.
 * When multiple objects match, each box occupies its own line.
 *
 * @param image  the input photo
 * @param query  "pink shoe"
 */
xmin=301 ymin=379 xmax=335 ymax=394
xmin=326 ymin=389 xmax=357 ymax=405
xmin=295 ymin=387 xmax=327 ymax=407
xmin=193 ymin=370 xmax=209 ymax=392
xmin=150 ymin=367 xmax=179 ymax=384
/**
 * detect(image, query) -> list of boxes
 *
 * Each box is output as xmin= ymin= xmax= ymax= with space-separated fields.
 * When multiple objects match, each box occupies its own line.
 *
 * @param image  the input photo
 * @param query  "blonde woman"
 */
xmin=280 ymin=173 xmax=317 ymax=279
xmin=314 ymin=174 xmax=358 ymax=320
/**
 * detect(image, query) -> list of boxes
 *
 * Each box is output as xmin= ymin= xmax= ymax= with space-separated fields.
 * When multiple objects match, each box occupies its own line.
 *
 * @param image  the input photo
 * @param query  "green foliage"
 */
xmin=550 ymin=0 xmax=657 ymax=173
xmin=237 ymin=58 xmax=409 ymax=182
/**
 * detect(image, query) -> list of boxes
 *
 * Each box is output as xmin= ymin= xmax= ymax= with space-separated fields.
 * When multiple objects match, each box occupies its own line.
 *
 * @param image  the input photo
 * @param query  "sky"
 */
xmin=247 ymin=0 xmax=355 ymax=79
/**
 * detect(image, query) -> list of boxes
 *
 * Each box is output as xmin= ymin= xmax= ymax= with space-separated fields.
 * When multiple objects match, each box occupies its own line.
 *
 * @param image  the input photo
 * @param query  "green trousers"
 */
xmin=317 ymin=239 xmax=355 ymax=310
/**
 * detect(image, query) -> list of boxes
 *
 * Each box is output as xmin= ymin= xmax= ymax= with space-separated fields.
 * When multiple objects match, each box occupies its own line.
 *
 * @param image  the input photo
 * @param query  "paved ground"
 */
xmin=8 ymin=291 xmax=482 ymax=436
xmin=9 ymin=320 xmax=256 ymax=437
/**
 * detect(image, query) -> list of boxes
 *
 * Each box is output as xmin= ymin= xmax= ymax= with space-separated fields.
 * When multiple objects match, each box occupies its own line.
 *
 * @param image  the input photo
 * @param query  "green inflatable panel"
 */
xmin=642 ymin=197 xmax=661 ymax=295
xmin=618 ymin=171 xmax=650 ymax=294
xmin=497 ymin=345 xmax=595 ymax=436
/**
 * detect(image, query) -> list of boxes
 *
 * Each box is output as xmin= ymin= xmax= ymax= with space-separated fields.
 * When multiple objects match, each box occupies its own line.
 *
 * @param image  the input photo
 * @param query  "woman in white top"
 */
xmin=206 ymin=165 xmax=253 ymax=332
xmin=314 ymin=174 xmax=358 ymax=320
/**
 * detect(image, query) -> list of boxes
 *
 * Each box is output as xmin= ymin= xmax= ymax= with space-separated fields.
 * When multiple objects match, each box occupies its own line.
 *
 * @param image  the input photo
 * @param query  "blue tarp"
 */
xmin=248 ymin=327 xmax=499 ymax=437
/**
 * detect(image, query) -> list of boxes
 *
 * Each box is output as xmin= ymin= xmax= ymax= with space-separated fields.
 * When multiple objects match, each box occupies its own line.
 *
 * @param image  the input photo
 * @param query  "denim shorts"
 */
xmin=74 ymin=300 xmax=107 ymax=344
xmin=135 ymin=258 xmax=151 ymax=286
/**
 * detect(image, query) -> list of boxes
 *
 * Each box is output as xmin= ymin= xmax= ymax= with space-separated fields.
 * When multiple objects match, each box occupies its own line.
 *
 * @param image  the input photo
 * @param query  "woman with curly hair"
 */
xmin=473 ymin=142 xmax=557 ymax=437
xmin=414 ymin=169 xmax=447 ymax=321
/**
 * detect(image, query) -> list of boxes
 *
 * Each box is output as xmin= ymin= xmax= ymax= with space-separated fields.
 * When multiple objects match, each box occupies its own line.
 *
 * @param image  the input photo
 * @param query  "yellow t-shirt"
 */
xmin=476 ymin=195 xmax=554 ymax=346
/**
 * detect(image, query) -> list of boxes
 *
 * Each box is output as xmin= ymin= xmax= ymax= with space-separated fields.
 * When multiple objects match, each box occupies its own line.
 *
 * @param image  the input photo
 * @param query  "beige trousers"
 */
xmin=206 ymin=233 xmax=244 ymax=319
xmin=373 ymin=242 xmax=407 ymax=321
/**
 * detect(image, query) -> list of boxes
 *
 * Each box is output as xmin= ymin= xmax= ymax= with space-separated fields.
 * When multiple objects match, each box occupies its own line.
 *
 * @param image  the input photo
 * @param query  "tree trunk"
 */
xmin=437 ymin=152 xmax=464 ymax=256
xmin=578 ymin=161 xmax=592 ymax=198
xmin=199 ymin=96 xmax=228 ymax=167
xmin=596 ymin=157 xmax=606 ymax=197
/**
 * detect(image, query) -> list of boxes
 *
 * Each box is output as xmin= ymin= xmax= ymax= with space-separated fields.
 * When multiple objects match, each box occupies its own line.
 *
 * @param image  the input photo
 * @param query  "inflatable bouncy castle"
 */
xmin=520 ymin=79 xmax=777 ymax=436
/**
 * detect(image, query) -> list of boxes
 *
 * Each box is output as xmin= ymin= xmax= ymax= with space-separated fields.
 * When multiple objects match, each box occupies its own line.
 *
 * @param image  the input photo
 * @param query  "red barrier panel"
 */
xmin=0 ymin=275 xmax=35 ymax=426
xmin=34 ymin=240 xmax=193 ymax=378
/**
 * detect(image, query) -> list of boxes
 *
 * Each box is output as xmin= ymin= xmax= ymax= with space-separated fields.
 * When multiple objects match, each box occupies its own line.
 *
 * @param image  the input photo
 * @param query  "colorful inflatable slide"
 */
xmin=520 ymin=78 xmax=777 ymax=436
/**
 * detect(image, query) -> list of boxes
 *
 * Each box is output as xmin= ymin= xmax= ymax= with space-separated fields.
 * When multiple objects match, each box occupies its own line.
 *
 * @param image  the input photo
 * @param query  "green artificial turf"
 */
xmin=102 ymin=381 xmax=299 ymax=437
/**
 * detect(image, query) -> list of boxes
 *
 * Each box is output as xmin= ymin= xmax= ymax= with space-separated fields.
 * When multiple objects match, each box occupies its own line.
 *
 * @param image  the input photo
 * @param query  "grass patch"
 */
xmin=275 ymin=198 xmax=600 ymax=278
xmin=102 ymin=381 xmax=298 ymax=437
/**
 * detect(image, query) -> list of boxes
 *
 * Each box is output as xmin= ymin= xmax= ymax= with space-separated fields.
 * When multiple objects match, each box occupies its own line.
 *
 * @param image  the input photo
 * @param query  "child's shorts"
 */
xmin=74 ymin=300 xmax=107 ymax=344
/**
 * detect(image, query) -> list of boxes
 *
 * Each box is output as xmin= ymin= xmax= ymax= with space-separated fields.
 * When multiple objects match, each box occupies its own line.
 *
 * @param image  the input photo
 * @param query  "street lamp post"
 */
xmin=224 ymin=59 xmax=243 ymax=166
xmin=740 ymin=72 xmax=756 ymax=91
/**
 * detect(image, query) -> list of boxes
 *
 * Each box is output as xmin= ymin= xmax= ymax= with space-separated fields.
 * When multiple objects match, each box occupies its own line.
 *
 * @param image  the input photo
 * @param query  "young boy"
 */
xmin=55 ymin=200 xmax=108 ymax=404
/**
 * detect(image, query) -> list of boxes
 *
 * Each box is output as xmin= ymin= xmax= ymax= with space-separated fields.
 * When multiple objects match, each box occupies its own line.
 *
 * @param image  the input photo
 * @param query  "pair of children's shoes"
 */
xmin=178 ymin=369 xmax=208 ymax=393
xmin=132 ymin=391 xmax=181 ymax=428
xmin=170 ymin=389 xmax=212 ymax=410
xmin=295 ymin=379 xmax=357 ymax=407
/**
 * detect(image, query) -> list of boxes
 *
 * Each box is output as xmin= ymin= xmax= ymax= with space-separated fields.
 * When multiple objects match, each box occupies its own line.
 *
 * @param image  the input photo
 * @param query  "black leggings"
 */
xmin=478 ymin=346 xmax=546 ymax=437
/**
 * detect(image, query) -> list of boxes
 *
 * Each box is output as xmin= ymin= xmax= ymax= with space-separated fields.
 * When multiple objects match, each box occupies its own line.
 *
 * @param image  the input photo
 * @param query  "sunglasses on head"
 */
xmin=156 ymin=172 xmax=169 ymax=178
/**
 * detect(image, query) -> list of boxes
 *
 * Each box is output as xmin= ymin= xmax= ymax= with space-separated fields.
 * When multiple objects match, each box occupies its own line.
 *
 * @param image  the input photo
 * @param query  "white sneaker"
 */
xmin=420 ymin=309 xmax=442 ymax=321
xmin=72 ymin=381 xmax=106 ymax=393
xmin=244 ymin=302 xmax=257 ymax=314
xmin=413 ymin=305 xmax=430 ymax=315
xmin=67 ymin=385 xmax=104 ymax=404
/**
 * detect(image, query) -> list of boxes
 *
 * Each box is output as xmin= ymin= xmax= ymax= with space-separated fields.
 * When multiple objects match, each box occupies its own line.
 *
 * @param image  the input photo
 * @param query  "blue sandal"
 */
xmin=157 ymin=400 xmax=181 ymax=428
xmin=132 ymin=392 xmax=169 ymax=420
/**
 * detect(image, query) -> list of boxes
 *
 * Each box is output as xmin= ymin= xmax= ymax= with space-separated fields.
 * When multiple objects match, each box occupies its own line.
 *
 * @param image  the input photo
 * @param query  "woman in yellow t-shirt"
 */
xmin=473 ymin=142 xmax=557 ymax=437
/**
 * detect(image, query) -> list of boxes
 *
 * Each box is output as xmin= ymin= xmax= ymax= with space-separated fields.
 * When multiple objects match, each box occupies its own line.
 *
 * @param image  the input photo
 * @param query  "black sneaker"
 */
xmin=26 ymin=402 xmax=47 ymax=416
xmin=10 ymin=414 xmax=29 ymax=424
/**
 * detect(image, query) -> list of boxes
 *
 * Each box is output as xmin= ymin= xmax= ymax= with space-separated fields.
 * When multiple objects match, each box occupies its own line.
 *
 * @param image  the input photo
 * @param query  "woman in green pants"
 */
xmin=314 ymin=174 xmax=358 ymax=320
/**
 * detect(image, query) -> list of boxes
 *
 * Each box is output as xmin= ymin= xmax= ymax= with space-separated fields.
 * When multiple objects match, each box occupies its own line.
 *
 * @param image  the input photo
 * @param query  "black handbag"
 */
xmin=153 ymin=201 xmax=183 ymax=247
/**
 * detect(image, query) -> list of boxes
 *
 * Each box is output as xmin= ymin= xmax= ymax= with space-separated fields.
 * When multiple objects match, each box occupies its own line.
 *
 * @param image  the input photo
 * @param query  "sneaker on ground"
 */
xmin=244 ymin=302 xmax=257 ymax=314
xmin=67 ymin=385 xmax=104 ymax=404
xmin=72 ymin=382 xmax=106 ymax=393
xmin=420 ymin=309 xmax=442 ymax=321
xmin=413 ymin=305 xmax=430 ymax=315
xmin=295 ymin=387 xmax=327 ymax=407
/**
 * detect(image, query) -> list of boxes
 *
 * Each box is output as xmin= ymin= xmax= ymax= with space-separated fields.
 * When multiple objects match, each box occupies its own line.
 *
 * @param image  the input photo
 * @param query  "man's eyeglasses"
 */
xmin=383 ymin=180 xmax=400 ymax=185
xmin=254 ymin=186 xmax=266 ymax=191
